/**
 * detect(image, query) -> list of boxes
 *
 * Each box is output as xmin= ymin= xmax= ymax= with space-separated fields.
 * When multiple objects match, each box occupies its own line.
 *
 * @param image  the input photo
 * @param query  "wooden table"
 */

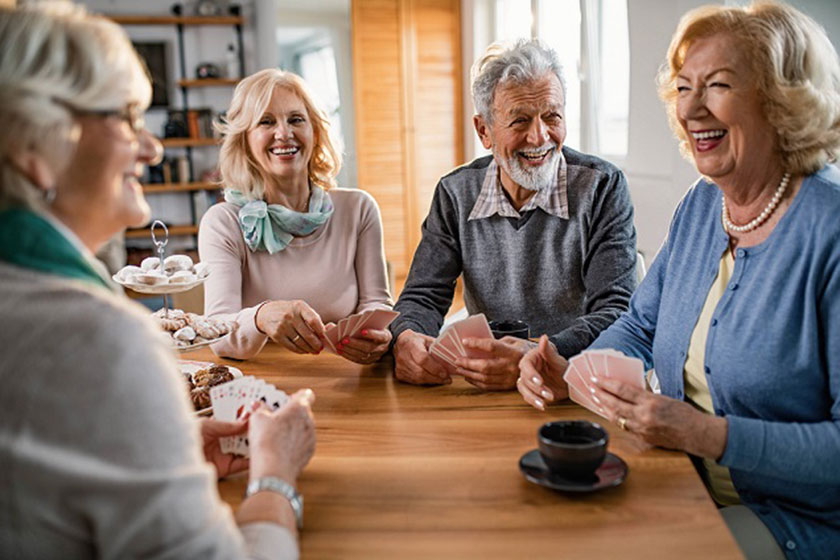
xmin=189 ymin=344 xmax=743 ymax=559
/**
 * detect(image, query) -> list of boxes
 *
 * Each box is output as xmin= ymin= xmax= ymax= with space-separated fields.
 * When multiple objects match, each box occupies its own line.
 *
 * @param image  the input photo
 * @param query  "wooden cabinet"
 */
xmin=352 ymin=0 xmax=463 ymax=278
xmin=108 ymin=7 xmax=244 ymax=245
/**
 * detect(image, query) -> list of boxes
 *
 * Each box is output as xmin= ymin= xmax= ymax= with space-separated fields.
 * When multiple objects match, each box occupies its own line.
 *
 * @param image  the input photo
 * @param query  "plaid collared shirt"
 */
xmin=467 ymin=151 xmax=569 ymax=221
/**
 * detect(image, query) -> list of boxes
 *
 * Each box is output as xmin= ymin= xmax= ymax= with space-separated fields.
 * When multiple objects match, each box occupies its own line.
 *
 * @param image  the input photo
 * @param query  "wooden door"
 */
xmin=352 ymin=0 xmax=463 ymax=280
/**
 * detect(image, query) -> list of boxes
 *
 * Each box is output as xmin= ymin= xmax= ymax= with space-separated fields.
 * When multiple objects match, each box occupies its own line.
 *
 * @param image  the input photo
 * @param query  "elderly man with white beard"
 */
xmin=390 ymin=39 xmax=637 ymax=392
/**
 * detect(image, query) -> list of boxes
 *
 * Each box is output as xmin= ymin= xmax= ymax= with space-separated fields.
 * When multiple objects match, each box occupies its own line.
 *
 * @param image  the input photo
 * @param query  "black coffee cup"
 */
xmin=488 ymin=320 xmax=530 ymax=340
xmin=538 ymin=421 xmax=608 ymax=479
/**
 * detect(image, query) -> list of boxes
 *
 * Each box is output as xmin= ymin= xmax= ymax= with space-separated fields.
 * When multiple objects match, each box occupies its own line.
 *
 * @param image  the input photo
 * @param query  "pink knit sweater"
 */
xmin=198 ymin=188 xmax=393 ymax=359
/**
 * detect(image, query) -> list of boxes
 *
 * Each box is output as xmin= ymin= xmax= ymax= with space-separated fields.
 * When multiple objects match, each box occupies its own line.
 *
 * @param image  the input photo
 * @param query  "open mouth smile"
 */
xmin=691 ymin=129 xmax=727 ymax=152
xmin=517 ymin=146 xmax=555 ymax=165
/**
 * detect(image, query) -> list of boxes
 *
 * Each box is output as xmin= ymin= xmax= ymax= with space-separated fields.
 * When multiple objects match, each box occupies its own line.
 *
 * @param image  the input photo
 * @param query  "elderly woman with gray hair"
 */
xmin=519 ymin=2 xmax=840 ymax=558
xmin=0 ymin=4 xmax=315 ymax=558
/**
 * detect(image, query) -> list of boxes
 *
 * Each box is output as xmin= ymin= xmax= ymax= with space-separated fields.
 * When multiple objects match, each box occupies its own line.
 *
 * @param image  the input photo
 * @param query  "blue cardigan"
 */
xmin=591 ymin=165 xmax=840 ymax=559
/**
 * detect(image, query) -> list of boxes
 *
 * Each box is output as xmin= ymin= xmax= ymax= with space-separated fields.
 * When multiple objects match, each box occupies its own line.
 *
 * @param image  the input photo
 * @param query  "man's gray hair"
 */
xmin=471 ymin=39 xmax=566 ymax=122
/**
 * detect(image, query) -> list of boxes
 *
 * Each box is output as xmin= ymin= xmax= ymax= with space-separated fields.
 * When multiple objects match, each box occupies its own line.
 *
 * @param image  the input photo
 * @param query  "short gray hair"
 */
xmin=470 ymin=39 xmax=567 ymax=122
xmin=0 ymin=2 xmax=152 ymax=211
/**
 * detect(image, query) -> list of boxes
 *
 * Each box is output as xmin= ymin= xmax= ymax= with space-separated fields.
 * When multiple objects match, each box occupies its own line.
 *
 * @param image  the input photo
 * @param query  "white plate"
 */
xmin=173 ymin=332 xmax=231 ymax=353
xmin=180 ymin=360 xmax=243 ymax=415
xmin=113 ymin=273 xmax=208 ymax=295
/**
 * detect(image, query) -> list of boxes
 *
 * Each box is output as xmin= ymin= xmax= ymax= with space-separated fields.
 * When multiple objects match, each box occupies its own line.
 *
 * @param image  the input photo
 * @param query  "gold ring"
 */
xmin=617 ymin=417 xmax=628 ymax=431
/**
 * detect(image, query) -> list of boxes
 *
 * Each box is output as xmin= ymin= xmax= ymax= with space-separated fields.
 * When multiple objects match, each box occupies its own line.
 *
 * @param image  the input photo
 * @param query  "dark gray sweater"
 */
xmin=391 ymin=148 xmax=637 ymax=357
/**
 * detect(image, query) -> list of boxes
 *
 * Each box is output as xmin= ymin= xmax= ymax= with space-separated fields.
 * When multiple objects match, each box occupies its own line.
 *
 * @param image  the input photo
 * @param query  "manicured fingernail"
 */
xmin=342 ymin=337 xmax=350 ymax=345
xmin=361 ymin=329 xmax=368 ymax=336
xmin=531 ymin=376 xmax=542 ymax=386
xmin=535 ymin=398 xmax=545 ymax=409
xmin=541 ymin=389 xmax=552 ymax=400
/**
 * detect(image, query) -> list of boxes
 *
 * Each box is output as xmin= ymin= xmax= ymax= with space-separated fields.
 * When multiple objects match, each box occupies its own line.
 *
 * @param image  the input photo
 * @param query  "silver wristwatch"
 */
xmin=245 ymin=477 xmax=303 ymax=529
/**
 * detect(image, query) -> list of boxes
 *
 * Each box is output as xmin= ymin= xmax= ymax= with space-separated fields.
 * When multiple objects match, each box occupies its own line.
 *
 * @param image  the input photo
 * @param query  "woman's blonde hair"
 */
xmin=217 ymin=69 xmax=342 ymax=199
xmin=657 ymin=1 xmax=840 ymax=175
xmin=0 ymin=2 xmax=152 ymax=211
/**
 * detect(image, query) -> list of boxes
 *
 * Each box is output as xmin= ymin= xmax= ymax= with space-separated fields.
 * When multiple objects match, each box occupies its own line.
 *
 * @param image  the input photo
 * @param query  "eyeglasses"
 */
xmin=53 ymin=99 xmax=146 ymax=134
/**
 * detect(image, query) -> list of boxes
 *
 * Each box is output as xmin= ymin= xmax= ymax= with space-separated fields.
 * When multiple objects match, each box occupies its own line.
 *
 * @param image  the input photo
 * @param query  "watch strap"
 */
xmin=245 ymin=477 xmax=303 ymax=529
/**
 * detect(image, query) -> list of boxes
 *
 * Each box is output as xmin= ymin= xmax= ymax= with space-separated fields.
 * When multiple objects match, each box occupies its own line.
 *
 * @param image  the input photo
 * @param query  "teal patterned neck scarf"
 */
xmin=224 ymin=186 xmax=334 ymax=254
xmin=0 ymin=208 xmax=112 ymax=290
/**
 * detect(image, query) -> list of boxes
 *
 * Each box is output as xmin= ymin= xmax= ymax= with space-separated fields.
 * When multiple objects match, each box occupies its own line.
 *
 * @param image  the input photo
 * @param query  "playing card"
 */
xmin=430 ymin=343 xmax=459 ymax=366
xmin=355 ymin=308 xmax=400 ymax=332
xmin=337 ymin=317 xmax=351 ymax=341
xmin=324 ymin=324 xmax=341 ymax=354
xmin=321 ymin=322 xmax=336 ymax=347
xmin=442 ymin=328 xmax=466 ymax=357
xmin=347 ymin=310 xmax=372 ymax=338
xmin=568 ymin=383 xmax=608 ymax=419
xmin=451 ymin=314 xmax=494 ymax=359
xmin=646 ymin=369 xmax=661 ymax=394
xmin=603 ymin=354 xmax=645 ymax=388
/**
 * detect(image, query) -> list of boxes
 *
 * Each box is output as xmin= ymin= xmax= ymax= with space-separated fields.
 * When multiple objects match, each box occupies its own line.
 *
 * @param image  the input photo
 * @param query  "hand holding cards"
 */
xmin=563 ymin=349 xmax=646 ymax=420
xmin=321 ymin=308 xmax=399 ymax=354
xmin=210 ymin=376 xmax=290 ymax=456
xmin=429 ymin=313 xmax=495 ymax=368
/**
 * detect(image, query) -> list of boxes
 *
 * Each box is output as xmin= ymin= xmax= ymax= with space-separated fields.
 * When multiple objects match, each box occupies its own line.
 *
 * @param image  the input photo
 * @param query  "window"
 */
xmin=297 ymin=44 xmax=344 ymax=143
xmin=484 ymin=0 xmax=629 ymax=158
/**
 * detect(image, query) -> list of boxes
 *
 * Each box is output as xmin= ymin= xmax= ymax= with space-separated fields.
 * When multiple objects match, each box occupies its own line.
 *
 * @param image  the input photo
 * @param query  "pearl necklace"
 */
xmin=721 ymin=172 xmax=790 ymax=233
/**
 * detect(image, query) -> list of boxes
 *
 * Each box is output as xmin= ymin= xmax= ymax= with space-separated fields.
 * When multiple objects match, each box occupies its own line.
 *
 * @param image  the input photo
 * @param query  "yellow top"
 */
xmin=683 ymin=248 xmax=740 ymax=506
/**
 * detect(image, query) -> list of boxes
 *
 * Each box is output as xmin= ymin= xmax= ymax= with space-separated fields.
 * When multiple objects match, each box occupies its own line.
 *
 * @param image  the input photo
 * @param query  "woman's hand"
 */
xmin=337 ymin=328 xmax=393 ymax=364
xmin=200 ymin=418 xmax=250 ymax=479
xmin=256 ymin=300 xmax=326 ymax=354
xmin=592 ymin=376 xmax=728 ymax=459
xmin=517 ymin=335 xmax=570 ymax=410
xmin=248 ymin=389 xmax=317 ymax=483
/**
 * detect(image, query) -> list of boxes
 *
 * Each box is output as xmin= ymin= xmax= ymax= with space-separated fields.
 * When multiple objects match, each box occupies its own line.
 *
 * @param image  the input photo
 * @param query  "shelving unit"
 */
xmin=143 ymin=181 xmax=221 ymax=194
xmin=108 ymin=4 xmax=243 ymax=253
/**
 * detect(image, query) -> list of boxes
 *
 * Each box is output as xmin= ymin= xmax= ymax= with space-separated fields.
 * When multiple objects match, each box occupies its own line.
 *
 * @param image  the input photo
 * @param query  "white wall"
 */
xmin=626 ymin=0 xmax=840 ymax=260
xmin=460 ymin=0 xmax=840 ymax=260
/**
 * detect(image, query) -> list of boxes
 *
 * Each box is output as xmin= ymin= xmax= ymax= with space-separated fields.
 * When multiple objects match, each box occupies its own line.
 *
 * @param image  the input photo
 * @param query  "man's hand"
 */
xmin=452 ymin=336 xmax=532 ymax=391
xmin=393 ymin=330 xmax=451 ymax=385
xmin=517 ymin=335 xmax=570 ymax=410
xmin=200 ymin=418 xmax=250 ymax=479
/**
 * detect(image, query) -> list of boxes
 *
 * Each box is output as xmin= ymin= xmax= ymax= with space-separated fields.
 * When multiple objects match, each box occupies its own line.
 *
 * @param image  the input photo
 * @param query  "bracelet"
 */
xmin=245 ymin=477 xmax=303 ymax=529
xmin=253 ymin=301 xmax=270 ymax=336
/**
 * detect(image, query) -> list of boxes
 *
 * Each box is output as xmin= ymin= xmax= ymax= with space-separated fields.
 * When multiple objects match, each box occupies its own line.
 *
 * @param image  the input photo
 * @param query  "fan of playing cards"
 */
xmin=321 ymin=308 xmax=400 ymax=354
xmin=210 ymin=376 xmax=289 ymax=456
xmin=429 ymin=313 xmax=496 ymax=367
xmin=563 ymin=349 xmax=650 ymax=419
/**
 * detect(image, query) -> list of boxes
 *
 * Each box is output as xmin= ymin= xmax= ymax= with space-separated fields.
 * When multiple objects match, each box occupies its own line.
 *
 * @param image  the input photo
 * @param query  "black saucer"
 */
xmin=519 ymin=449 xmax=628 ymax=492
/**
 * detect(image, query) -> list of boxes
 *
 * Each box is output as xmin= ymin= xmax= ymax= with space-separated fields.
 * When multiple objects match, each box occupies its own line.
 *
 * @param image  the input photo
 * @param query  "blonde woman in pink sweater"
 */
xmin=200 ymin=69 xmax=393 ymax=362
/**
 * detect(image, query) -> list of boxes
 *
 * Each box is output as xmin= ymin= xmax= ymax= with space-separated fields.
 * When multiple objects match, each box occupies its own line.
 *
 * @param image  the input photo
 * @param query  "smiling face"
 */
xmin=53 ymin=109 xmax=160 ymax=246
xmin=676 ymin=33 xmax=780 ymax=187
xmin=475 ymin=73 xmax=566 ymax=192
xmin=247 ymin=86 xmax=314 ymax=187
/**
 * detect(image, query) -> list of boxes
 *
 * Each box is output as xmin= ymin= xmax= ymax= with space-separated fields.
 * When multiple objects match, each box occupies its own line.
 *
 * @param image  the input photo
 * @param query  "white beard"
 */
xmin=496 ymin=144 xmax=560 ymax=192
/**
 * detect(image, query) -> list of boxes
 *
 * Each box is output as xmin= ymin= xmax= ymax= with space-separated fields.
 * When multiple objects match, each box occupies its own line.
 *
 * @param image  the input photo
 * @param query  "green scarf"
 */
xmin=0 ymin=207 xmax=112 ymax=290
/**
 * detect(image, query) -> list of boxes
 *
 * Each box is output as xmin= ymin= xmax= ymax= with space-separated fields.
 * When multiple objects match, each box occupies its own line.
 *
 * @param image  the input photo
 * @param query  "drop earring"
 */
xmin=43 ymin=187 xmax=57 ymax=205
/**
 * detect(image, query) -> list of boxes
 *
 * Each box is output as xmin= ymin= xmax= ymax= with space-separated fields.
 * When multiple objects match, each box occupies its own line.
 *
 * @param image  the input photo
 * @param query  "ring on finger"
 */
xmin=617 ymin=416 xmax=628 ymax=431
xmin=291 ymin=333 xmax=302 ymax=343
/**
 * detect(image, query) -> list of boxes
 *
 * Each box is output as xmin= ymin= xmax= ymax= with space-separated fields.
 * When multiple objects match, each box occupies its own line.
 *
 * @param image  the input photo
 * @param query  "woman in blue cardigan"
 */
xmin=517 ymin=2 xmax=840 ymax=559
